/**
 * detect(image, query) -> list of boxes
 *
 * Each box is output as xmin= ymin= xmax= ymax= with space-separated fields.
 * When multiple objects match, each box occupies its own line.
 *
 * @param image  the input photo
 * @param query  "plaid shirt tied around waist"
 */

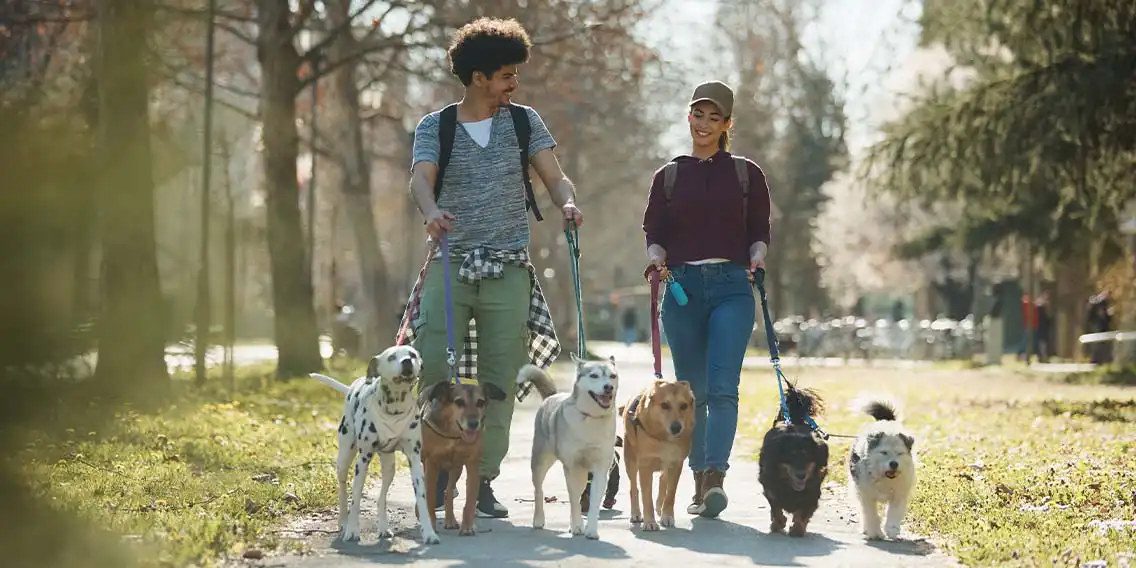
xmin=396 ymin=245 xmax=561 ymax=380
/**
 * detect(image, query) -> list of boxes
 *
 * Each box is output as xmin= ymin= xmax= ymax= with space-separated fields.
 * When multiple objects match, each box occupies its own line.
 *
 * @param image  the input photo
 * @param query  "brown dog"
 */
xmin=418 ymin=380 xmax=506 ymax=535
xmin=619 ymin=379 xmax=695 ymax=531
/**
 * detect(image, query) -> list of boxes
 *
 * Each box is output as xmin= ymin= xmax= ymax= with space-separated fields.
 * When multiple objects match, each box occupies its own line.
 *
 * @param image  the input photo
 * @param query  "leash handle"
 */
xmin=441 ymin=233 xmax=459 ymax=385
xmin=565 ymin=221 xmax=587 ymax=358
xmin=648 ymin=268 xmax=664 ymax=379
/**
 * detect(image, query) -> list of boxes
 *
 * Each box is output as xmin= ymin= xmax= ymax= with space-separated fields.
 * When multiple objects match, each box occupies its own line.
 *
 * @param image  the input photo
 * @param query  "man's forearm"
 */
xmin=409 ymin=173 xmax=439 ymax=218
xmin=549 ymin=176 xmax=576 ymax=208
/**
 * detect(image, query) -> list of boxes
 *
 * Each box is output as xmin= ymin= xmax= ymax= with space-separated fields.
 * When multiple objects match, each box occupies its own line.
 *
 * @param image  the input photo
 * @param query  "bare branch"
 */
xmin=155 ymin=2 xmax=257 ymax=24
xmin=167 ymin=74 xmax=259 ymax=121
xmin=302 ymin=35 xmax=435 ymax=89
xmin=215 ymin=20 xmax=256 ymax=46
xmin=302 ymin=0 xmax=387 ymax=62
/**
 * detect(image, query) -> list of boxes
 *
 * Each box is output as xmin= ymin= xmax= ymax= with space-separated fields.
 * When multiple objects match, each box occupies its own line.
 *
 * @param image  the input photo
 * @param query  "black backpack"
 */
xmin=433 ymin=103 xmax=544 ymax=221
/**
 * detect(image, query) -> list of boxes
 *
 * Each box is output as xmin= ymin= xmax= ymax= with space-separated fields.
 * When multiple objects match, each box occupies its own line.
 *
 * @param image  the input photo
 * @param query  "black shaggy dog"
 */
xmin=757 ymin=382 xmax=829 ymax=537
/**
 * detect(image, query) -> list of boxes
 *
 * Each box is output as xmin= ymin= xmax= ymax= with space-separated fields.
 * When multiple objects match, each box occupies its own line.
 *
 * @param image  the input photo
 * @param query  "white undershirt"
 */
xmin=686 ymin=258 xmax=730 ymax=265
xmin=461 ymin=118 xmax=493 ymax=148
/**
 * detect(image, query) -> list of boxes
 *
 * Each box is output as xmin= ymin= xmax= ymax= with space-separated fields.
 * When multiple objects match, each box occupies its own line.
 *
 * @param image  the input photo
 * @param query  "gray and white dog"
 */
xmin=309 ymin=345 xmax=440 ymax=545
xmin=847 ymin=398 xmax=917 ymax=540
xmin=517 ymin=355 xmax=620 ymax=540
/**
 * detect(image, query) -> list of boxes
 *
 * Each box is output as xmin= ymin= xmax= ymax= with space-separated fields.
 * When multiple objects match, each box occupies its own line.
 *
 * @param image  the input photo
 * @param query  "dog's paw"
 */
xmin=885 ymin=524 xmax=901 ymax=540
xmin=789 ymin=523 xmax=807 ymax=538
xmin=585 ymin=528 xmax=600 ymax=540
xmin=341 ymin=523 xmax=362 ymax=542
xmin=532 ymin=513 xmax=545 ymax=530
xmin=570 ymin=523 xmax=585 ymax=536
xmin=659 ymin=515 xmax=675 ymax=528
xmin=643 ymin=519 xmax=660 ymax=532
xmin=629 ymin=513 xmax=643 ymax=524
xmin=459 ymin=524 xmax=476 ymax=537
xmin=864 ymin=526 xmax=885 ymax=541
xmin=443 ymin=518 xmax=460 ymax=530
xmin=421 ymin=530 xmax=441 ymax=545
xmin=376 ymin=527 xmax=394 ymax=539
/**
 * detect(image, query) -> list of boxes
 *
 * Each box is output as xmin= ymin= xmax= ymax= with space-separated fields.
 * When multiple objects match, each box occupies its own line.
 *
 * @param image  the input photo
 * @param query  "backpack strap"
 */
xmin=733 ymin=156 xmax=749 ymax=212
xmin=661 ymin=161 xmax=678 ymax=203
xmin=508 ymin=103 xmax=543 ymax=221
xmin=433 ymin=103 xmax=459 ymax=204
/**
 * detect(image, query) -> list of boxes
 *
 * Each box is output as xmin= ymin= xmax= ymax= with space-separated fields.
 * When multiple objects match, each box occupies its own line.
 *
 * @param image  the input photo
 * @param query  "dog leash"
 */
xmin=751 ymin=267 xmax=831 ymax=440
xmin=647 ymin=268 xmax=665 ymax=380
xmin=565 ymin=220 xmax=587 ymax=358
xmin=440 ymin=233 xmax=468 ymax=386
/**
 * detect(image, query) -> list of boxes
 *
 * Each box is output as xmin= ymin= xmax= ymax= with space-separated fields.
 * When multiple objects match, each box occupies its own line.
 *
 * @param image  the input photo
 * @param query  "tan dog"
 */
xmin=619 ymin=379 xmax=695 ymax=531
xmin=418 ymin=381 xmax=506 ymax=536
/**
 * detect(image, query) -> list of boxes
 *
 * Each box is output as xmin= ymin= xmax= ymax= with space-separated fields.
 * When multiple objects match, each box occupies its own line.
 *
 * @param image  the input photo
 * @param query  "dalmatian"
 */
xmin=309 ymin=344 xmax=439 ymax=544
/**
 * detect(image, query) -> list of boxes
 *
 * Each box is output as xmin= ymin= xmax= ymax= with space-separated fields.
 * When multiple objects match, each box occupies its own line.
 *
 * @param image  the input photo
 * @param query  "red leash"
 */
xmin=647 ymin=267 xmax=664 ymax=380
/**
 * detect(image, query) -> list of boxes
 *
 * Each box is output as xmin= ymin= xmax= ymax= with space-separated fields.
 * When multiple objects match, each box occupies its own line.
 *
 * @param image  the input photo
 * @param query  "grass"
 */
xmin=735 ymin=364 xmax=1136 ymax=567
xmin=9 ymin=359 xmax=373 ymax=568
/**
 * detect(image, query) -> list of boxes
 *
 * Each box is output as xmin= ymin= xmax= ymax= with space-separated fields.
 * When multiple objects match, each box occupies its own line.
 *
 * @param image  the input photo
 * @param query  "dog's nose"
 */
xmin=400 ymin=359 xmax=414 ymax=374
xmin=888 ymin=461 xmax=899 ymax=470
xmin=468 ymin=419 xmax=480 ymax=430
xmin=669 ymin=421 xmax=682 ymax=435
xmin=602 ymin=383 xmax=613 ymax=394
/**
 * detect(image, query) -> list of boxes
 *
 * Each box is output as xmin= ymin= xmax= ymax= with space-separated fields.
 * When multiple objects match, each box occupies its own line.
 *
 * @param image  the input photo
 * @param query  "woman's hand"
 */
xmin=749 ymin=241 xmax=768 ymax=271
xmin=645 ymin=245 xmax=669 ymax=281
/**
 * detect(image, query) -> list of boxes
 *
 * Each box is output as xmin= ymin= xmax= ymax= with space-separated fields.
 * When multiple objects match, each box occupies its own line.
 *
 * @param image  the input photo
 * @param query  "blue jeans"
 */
xmin=660 ymin=262 xmax=755 ymax=473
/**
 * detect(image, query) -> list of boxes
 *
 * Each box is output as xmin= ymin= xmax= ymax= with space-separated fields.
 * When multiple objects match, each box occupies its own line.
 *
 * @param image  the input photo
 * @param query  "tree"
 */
xmin=92 ymin=0 xmax=171 ymax=392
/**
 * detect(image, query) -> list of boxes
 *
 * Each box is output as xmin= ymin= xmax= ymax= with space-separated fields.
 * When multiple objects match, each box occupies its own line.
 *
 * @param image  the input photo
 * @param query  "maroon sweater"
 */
xmin=642 ymin=151 xmax=772 ymax=266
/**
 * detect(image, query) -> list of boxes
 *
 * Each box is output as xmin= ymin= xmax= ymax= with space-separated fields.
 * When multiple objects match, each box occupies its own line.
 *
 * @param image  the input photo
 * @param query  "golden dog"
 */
xmin=619 ymin=379 xmax=695 ymax=531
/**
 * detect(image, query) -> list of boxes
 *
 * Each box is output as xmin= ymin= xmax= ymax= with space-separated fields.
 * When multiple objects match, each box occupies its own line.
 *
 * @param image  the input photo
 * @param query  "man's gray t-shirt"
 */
xmin=411 ymin=104 xmax=556 ymax=251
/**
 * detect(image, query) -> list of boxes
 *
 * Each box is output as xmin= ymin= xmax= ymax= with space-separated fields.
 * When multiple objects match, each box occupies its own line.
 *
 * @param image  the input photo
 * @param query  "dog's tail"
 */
xmin=309 ymin=373 xmax=351 ymax=395
xmin=784 ymin=381 xmax=825 ymax=425
xmin=516 ymin=364 xmax=558 ymax=400
xmin=861 ymin=399 xmax=899 ymax=422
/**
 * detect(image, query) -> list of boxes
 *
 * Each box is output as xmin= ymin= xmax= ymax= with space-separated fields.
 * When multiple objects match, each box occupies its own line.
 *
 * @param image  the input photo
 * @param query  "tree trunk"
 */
xmin=93 ymin=0 xmax=170 ymax=392
xmin=257 ymin=1 xmax=323 ymax=377
xmin=325 ymin=0 xmax=393 ymax=353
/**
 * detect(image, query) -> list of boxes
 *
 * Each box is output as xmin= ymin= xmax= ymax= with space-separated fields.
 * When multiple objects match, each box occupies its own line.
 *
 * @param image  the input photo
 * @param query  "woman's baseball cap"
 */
xmin=689 ymin=80 xmax=734 ymax=117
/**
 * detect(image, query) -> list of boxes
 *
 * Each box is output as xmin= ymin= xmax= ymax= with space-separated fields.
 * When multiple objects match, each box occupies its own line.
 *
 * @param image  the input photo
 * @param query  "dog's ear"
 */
xmin=865 ymin=432 xmax=885 ymax=451
xmin=421 ymin=381 xmax=452 ymax=403
xmin=899 ymin=433 xmax=915 ymax=450
xmin=482 ymin=382 xmax=507 ymax=402
xmin=366 ymin=357 xmax=381 ymax=379
xmin=571 ymin=352 xmax=584 ymax=366
xmin=608 ymin=355 xmax=616 ymax=365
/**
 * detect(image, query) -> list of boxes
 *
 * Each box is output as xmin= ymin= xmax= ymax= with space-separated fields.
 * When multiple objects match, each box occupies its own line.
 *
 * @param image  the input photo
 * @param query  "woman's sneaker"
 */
xmin=699 ymin=469 xmax=728 ymax=518
xmin=686 ymin=470 xmax=705 ymax=515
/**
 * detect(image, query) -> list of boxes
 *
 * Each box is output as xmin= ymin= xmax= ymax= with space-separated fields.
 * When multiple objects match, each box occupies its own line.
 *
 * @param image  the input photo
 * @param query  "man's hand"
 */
xmin=562 ymin=201 xmax=583 ymax=229
xmin=425 ymin=209 xmax=456 ymax=242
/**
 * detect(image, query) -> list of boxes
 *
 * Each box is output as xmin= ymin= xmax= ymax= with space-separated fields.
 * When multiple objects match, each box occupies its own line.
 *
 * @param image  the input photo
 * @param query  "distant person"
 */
xmin=1086 ymin=291 xmax=1114 ymax=364
xmin=1035 ymin=292 xmax=1052 ymax=363
xmin=621 ymin=306 xmax=638 ymax=345
xmin=642 ymin=80 xmax=773 ymax=519
xmin=984 ymin=290 xmax=1004 ymax=366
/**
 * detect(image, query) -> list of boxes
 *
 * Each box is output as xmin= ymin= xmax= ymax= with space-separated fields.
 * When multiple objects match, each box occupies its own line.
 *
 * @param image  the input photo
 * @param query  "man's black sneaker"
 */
xmin=475 ymin=478 xmax=509 ymax=518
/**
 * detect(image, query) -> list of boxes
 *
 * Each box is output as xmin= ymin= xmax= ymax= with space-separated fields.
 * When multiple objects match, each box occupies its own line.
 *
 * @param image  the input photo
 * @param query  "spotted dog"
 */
xmin=309 ymin=345 xmax=439 ymax=544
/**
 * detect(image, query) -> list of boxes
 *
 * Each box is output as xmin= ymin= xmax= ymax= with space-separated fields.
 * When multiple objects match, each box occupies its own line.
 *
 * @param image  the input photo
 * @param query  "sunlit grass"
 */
xmin=735 ymin=365 xmax=1136 ymax=567
xmin=11 ymin=360 xmax=372 ymax=567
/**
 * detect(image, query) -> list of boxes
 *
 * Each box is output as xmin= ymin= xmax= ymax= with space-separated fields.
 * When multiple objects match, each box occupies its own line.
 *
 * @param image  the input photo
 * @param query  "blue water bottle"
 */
xmin=667 ymin=276 xmax=689 ymax=306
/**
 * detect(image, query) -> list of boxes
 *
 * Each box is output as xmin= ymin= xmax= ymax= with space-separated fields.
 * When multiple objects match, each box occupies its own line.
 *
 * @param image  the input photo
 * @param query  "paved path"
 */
xmin=240 ymin=343 xmax=961 ymax=568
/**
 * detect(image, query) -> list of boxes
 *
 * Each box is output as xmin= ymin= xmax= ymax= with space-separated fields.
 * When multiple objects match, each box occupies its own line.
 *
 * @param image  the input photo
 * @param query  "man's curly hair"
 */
xmin=448 ymin=17 xmax=532 ymax=86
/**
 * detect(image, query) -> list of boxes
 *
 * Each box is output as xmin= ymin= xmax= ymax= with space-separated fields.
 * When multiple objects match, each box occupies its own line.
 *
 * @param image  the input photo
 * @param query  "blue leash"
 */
xmin=440 ymin=233 xmax=463 ymax=385
xmin=751 ymin=268 xmax=829 ymax=440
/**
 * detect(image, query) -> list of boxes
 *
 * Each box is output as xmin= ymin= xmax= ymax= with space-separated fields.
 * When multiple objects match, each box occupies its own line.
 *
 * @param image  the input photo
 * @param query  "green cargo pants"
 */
xmin=413 ymin=260 xmax=529 ymax=480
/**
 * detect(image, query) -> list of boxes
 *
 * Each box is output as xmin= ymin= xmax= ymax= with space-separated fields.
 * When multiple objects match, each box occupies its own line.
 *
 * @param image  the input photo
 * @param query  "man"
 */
xmin=399 ymin=17 xmax=583 ymax=519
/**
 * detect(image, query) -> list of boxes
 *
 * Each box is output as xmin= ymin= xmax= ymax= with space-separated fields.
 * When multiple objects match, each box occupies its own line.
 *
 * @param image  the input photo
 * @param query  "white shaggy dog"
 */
xmin=309 ymin=345 xmax=440 ymax=545
xmin=517 ymin=355 xmax=620 ymax=540
xmin=847 ymin=399 xmax=917 ymax=540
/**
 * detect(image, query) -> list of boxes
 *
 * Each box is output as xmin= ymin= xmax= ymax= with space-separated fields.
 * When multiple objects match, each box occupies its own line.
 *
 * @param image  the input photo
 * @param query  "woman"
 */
xmin=641 ymin=80 xmax=773 ymax=519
